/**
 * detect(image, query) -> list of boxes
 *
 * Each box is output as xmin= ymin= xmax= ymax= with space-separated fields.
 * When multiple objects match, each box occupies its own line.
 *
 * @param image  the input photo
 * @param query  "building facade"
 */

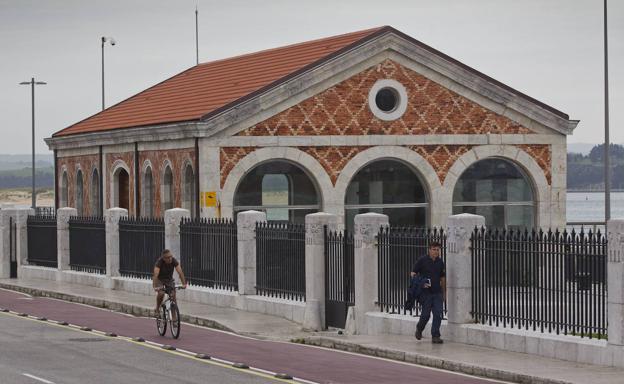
xmin=46 ymin=26 xmax=578 ymax=230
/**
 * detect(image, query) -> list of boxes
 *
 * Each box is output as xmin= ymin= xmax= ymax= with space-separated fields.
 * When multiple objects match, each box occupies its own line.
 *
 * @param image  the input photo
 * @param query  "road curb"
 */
xmin=298 ymin=337 xmax=572 ymax=384
xmin=0 ymin=283 xmax=234 ymax=334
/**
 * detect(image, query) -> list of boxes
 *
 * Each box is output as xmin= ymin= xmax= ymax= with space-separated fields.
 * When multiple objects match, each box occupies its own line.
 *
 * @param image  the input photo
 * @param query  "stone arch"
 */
xmin=59 ymin=165 xmax=69 ymax=208
xmin=181 ymin=159 xmax=196 ymax=216
xmin=161 ymin=160 xmax=174 ymax=212
xmin=90 ymin=166 xmax=100 ymax=216
xmin=443 ymin=145 xmax=550 ymax=227
xmin=142 ymin=161 xmax=155 ymax=217
xmin=221 ymin=147 xmax=333 ymax=219
xmin=334 ymin=146 xmax=443 ymax=227
xmin=75 ymin=166 xmax=84 ymax=216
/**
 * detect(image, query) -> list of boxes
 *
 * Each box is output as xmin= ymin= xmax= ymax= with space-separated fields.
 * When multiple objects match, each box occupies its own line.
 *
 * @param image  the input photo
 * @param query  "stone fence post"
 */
xmin=105 ymin=208 xmax=128 ymax=287
xmin=0 ymin=208 xmax=33 ymax=278
xmin=303 ymin=212 xmax=338 ymax=331
xmin=164 ymin=208 xmax=191 ymax=260
xmin=608 ymin=219 xmax=624 ymax=346
xmin=57 ymin=207 xmax=77 ymax=271
xmin=353 ymin=212 xmax=388 ymax=334
xmin=237 ymin=210 xmax=266 ymax=295
xmin=446 ymin=213 xmax=485 ymax=325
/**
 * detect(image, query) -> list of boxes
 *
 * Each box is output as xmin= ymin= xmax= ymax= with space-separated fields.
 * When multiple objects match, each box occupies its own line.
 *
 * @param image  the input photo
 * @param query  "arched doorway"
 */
xmin=234 ymin=160 xmax=320 ymax=224
xmin=344 ymin=159 xmax=428 ymax=231
xmin=452 ymin=158 xmax=535 ymax=229
xmin=113 ymin=167 xmax=130 ymax=210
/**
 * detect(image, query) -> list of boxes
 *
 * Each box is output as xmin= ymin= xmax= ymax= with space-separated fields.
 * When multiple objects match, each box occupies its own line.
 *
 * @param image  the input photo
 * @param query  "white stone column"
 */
xmin=105 ymin=208 xmax=128 ymax=283
xmin=303 ymin=212 xmax=338 ymax=331
xmin=14 ymin=208 xmax=34 ymax=269
xmin=57 ymin=207 xmax=77 ymax=271
xmin=446 ymin=213 xmax=485 ymax=325
xmin=607 ymin=219 xmax=624 ymax=346
xmin=237 ymin=210 xmax=266 ymax=295
xmin=353 ymin=212 xmax=388 ymax=334
xmin=164 ymin=208 xmax=191 ymax=259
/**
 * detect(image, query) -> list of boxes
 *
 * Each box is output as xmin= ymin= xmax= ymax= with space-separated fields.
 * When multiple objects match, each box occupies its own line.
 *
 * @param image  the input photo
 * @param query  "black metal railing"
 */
xmin=255 ymin=222 xmax=305 ymax=301
xmin=35 ymin=206 xmax=55 ymax=216
xmin=69 ymin=216 xmax=106 ymax=274
xmin=119 ymin=216 xmax=165 ymax=279
xmin=180 ymin=218 xmax=238 ymax=290
xmin=27 ymin=214 xmax=57 ymax=268
xmin=471 ymin=227 xmax=608 ymax=339
xmin=325 ymin=228 xmax=355 ymax=306
xmin=377 ymin=227 xmax=447 ymax=316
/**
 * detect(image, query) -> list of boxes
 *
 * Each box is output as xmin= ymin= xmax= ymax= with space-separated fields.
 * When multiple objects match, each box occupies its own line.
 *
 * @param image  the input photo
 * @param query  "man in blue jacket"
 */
xmin=411 ymin=241 xmax=446 ymax=344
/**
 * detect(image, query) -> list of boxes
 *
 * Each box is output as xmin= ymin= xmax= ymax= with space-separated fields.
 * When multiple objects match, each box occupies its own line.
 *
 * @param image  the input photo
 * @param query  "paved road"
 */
xmin=0 ymin=288 xmax=505 ymax=384
xmin=0 ymin=313 xmax=275 ymax=384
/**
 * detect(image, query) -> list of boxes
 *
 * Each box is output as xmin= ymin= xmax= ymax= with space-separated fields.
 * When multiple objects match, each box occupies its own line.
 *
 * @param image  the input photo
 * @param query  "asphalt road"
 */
xmin=0 ymin=313 xmax=276 ymax=384
xmin=0 ymin=288 xmax=506 ymax=384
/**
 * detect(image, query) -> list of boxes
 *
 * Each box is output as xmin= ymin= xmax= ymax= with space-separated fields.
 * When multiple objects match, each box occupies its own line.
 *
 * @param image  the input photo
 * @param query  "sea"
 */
xmin=567 ymin=192 xmax=624 ymax=224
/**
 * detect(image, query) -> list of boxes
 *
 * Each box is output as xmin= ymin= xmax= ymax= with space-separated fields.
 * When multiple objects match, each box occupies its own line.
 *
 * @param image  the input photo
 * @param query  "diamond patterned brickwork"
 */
xmin=517 ymin=144 xmax=551 ymax=185
xmin=408 ymin=145 xmax=474 ymax=185
xmin=220 ymin=147 xmax=257 ymax=188
xmin=299 ymin=146 xmax=371 ymax=185
xmin=238 ymin=59 xmax=533 ymax=136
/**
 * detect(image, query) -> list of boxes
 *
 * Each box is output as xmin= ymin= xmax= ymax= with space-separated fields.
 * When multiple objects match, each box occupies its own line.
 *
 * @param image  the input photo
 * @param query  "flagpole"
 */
xmin=195 ymin=6 xmax=199 ymax=65
xmin=604 ymin=0 xmax=611 ymax=221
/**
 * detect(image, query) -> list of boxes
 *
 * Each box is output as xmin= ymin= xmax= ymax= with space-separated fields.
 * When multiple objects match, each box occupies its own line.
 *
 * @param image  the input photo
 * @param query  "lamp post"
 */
xmin=604 ymin=0 xmax=611 ymax=221
xmin=101 ymin=36 xmax=116 ymax=110
xmin=19 ymin=78 xmax=47 ymax=210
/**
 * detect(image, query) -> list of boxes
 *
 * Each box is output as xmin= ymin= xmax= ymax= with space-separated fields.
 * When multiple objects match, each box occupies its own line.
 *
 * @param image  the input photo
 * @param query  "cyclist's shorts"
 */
xmin=158 ymin=279 xmax=175 ymax=290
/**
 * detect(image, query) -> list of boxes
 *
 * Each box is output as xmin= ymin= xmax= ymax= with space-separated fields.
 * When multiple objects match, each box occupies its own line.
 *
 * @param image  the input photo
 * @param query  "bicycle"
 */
xmin=155 ymin=285 xmax=185 ymax=339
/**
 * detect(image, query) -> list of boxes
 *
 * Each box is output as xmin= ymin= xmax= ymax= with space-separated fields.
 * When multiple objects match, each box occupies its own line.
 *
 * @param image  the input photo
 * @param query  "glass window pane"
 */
xmin=345 ymin=160 xmax=426 ymax=205
xmin=506 ymin=205 xmax=534 ymax=230
xmin=345 ymin=207 xmax=426 ymax=232
xmin=453 ymin=159 xmax=533 ymax=203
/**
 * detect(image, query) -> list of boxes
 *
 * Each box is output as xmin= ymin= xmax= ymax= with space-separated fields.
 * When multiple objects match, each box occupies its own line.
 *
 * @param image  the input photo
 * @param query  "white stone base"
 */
xmin=19 ymin=265 xmax=58 ymax=281
xmin=364 ymin=311 xmax=447 ymax=337
xmin=60 ymin=270 xmax=108 ymax=288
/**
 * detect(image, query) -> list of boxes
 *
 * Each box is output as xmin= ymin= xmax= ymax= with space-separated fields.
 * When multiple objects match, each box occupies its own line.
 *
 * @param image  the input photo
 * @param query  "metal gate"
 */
xmin=324 ymin=227 xmax=354 ymax=329
xmin=9 ymin=217 xmax=17 ymax=278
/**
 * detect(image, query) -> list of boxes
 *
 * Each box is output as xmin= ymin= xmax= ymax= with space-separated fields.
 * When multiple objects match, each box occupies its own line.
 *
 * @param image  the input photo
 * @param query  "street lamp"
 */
xmin=19 ymin=78 xmax=47 ymax=210
xmin=101 ymin=36 xmax=116 ymax=110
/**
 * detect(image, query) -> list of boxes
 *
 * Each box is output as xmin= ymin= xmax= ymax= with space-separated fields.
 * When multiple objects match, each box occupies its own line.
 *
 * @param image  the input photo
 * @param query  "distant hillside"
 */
xmin=567 ymin=144 xmax=624 ymax=190
xmin=0 ymin=154 xmax=53 ymax=171
xmin=0 ymin=167 xmax=54 ymax=189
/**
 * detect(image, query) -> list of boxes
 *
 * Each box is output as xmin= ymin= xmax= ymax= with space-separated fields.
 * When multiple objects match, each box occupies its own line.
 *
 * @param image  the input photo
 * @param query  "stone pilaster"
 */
xmin=607 ymin=219 xmax=624 ymax=346
xmin=57 ymin=207 xmax=77 ymax=271
xmin=105 ymin=208 xmax=128 ymax=280
xmin=164 ymin=208 xmax=191 ymax=259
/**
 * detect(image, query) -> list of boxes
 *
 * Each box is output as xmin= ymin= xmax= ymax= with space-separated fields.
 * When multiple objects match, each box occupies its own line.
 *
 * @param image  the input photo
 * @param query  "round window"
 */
xmin=368 ymin=79 xmax=408 ymax=121
xmin=375 ymin=88 xmax=399 ymax=112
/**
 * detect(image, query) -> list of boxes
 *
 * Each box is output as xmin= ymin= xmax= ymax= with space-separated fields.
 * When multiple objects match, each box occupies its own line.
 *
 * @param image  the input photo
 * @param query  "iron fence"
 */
xmin=69 ymin=216 xmax=106 ymax=274
xmin=471 ymin=227 xmax=608 ymax=339
xmin=377 ymin=227 xmax=447 ymax=316
xmin=180 ymin=218 xmax=238 ymax=290
xmin=27 ymin=214 xmax=57 ymax=268
xmin=119 ymin=216 xmax=165 ymax=279
xmin=324 ymin=228 xmax=354 ymax=328
xmin=35 ymin=206 xmax=56 ymax=216
xmin=255 ymin=222 xmax=305 ymax=301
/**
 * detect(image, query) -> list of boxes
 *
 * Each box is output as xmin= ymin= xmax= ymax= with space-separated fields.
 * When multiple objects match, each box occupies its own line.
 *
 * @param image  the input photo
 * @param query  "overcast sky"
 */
xmin=1 ymin=0 xmax=622 ymax=154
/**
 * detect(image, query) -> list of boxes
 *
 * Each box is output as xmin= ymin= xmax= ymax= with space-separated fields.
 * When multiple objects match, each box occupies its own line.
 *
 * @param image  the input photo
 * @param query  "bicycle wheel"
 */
xmin=156 ymin=304 xmax=167 ymax=336
xmin=170 ymin=303 xmax=181 ymax=339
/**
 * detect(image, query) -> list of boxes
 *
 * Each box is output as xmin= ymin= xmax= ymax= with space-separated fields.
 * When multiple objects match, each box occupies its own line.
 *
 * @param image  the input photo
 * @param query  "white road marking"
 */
xmin=22 ymin=373 xmax=55 ymax=384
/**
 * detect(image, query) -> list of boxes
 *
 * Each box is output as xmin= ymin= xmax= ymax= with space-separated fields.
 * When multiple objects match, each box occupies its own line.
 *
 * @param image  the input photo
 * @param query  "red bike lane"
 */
xmin=0 ymin=289 xmax=497 ymax=384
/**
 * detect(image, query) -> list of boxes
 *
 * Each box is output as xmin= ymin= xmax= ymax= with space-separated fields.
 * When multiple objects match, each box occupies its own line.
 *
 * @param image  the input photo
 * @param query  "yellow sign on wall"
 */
xmin=203 ymin=191 xmax=217 ymax=207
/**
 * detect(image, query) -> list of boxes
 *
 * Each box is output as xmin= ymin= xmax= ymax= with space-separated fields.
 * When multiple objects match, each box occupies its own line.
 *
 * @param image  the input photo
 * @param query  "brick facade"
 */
xmin=238 ymin=59 xmax=533 ymax=137
xmin=57 ymin=154 xmax=99 ymax=215
xmin=517 ymin=144 xmax=552 ymax=185
xmin=106 ymin=152 xmax=135 ymax=214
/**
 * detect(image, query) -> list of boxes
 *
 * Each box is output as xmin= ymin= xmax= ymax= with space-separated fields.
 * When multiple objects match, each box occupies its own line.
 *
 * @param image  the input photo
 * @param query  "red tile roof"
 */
xmin=53 ymin=27 xmax=385 ymax=137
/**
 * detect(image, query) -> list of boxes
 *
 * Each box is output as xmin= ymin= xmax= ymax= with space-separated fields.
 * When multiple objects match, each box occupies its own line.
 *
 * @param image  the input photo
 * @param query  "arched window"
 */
xmin=345 ymin=159 xmax=428 ymax=232
xmin=234 ymin=161 xmax=320 ymax=224
xmin=142 ymin=166 xmax=154 ymax=217
xmin=76 ymin=169 xmax=84 ymax=215
xmin=452 ymin=158 xmax=535 ymax=229
xmin=60 ymin=171 xmax=68 ymax=208
xmin=182 ymin=164 xmax=196 ymax=217
xmin=113 ymin=167 xmax=130 ymax=210
xmin=90 ymin=168 xmax=100 ymax=216
xmin=161 ymin=165 xmax=174 ymax=212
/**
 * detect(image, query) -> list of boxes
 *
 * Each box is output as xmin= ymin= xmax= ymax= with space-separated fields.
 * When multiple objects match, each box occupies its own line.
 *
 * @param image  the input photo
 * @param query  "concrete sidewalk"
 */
xmin=1 ymin=277 xmax=622 ymax=384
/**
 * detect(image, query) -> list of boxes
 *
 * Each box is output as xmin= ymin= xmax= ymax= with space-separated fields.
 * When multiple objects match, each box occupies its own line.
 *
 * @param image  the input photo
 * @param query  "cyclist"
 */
xmin=153 ymin=249 xmax=187 ymax=314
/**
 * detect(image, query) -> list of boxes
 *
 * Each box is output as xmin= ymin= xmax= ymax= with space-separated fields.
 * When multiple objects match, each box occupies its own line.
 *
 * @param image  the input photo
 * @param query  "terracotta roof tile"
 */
xmin=53 ymin=27 xmax=385 ymax=137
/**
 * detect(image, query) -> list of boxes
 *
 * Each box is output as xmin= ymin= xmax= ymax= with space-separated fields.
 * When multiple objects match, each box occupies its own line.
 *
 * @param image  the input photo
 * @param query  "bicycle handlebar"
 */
xmin=155 ymin=285 xmax=186 ymax=292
